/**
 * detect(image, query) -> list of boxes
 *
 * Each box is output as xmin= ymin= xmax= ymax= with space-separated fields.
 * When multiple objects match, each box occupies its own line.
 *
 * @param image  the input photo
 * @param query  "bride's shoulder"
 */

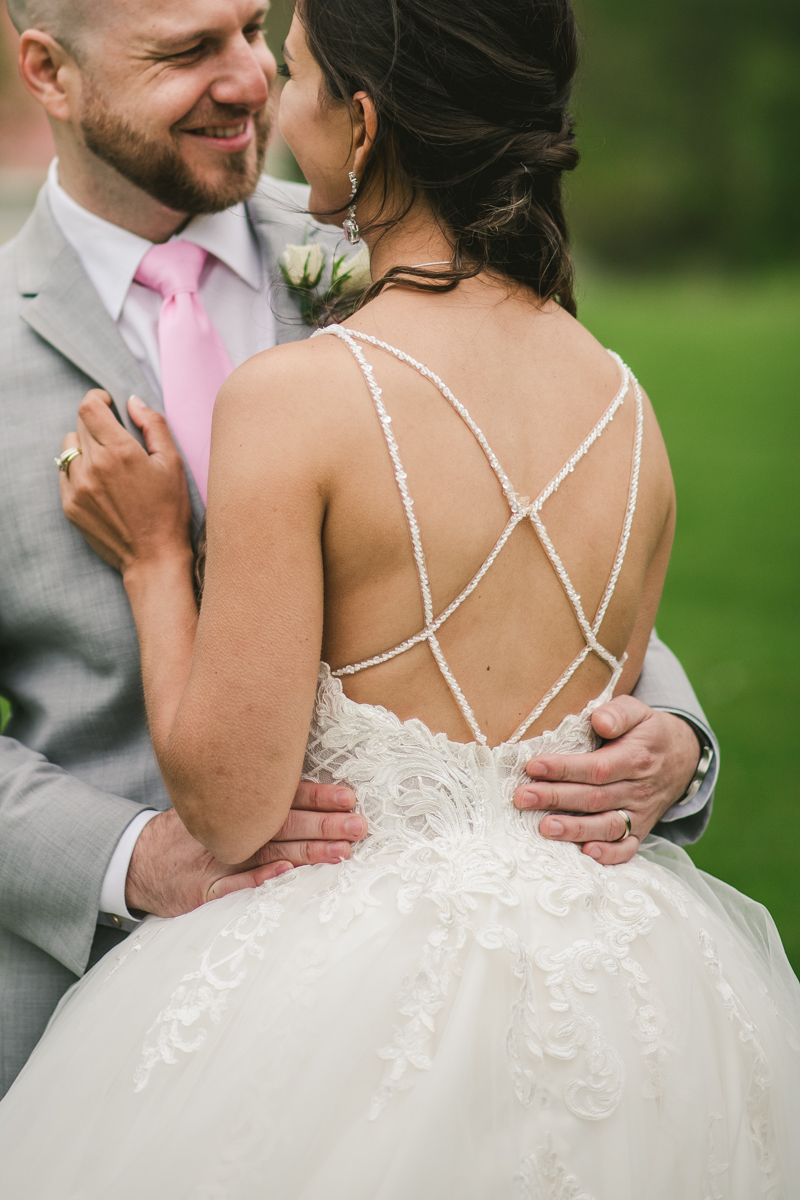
xmin=542 ymin=304 xmax=673 ymax=495
xmin=539 ymin=303 xmax=625 ymax=388
xmin=210 ymin=331 xmax=381 ymax=487
xmin=215 ymin=331 xmax=368 ymax=426
xmin=547 ymin=304 xmax=660 ymax=417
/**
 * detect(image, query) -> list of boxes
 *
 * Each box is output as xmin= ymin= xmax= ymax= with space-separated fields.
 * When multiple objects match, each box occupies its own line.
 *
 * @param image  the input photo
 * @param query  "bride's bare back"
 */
xmin=208 ymin=275 xmax=674 ymax=751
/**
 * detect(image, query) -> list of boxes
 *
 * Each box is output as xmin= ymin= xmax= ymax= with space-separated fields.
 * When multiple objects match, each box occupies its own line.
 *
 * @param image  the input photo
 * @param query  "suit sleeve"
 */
xmin=632 ymin=630 xmax=720 ymax=846
xmin=0 ymin=733 xmax=150 ymax=976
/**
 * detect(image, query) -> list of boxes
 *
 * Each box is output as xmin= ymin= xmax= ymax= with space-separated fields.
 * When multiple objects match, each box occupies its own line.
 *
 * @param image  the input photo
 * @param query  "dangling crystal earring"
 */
xmin=343 ymin=171 xmax=361 ymax=245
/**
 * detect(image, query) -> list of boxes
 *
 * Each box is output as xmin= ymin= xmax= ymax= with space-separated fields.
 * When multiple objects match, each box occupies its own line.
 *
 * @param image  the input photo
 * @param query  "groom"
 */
xmin=0 ymin=0 xmax=718 ymax=1096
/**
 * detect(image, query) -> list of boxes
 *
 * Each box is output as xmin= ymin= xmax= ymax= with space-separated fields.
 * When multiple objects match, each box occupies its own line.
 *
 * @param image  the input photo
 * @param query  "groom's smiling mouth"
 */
xmin=182 ymin=119 xmax=254 ymax=150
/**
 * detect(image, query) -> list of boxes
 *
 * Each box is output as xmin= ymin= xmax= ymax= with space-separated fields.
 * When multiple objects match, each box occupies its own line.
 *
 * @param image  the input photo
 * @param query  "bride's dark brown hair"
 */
xmin=196 ymin=0 xmax=580 ymax=599
xmin=298 ymin=0 xmax=580 ymax=314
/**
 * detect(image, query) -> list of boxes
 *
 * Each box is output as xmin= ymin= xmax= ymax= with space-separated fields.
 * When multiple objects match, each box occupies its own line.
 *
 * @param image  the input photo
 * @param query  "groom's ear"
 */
xmin=351 ymin=91 xmax=378 ymax=179
xmin=18 ymin=30 xmax=80 ymax=123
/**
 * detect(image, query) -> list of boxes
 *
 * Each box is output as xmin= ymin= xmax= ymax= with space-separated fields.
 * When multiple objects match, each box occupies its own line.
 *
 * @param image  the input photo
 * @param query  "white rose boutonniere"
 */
xmin=279 ymin=241 xmax=371 ymax=325
xmin=280 ymin=243 xmax=326 ymax=290
xmin=335 ymin=245 xmax=371 ymax=297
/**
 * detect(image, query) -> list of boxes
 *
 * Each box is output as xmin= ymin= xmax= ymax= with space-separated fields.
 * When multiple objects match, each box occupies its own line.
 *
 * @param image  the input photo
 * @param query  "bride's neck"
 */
xmin=363 ymin=198 xmax=453 ymax=278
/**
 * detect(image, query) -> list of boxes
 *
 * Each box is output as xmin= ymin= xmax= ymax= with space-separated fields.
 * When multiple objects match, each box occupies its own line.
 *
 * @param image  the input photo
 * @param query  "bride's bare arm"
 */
xmin=61 ymin=351 xmax=334 ymax=865
xmin=59 ymin=389 xmax=199 ymax=745
xmin=154 ymin=352 xmax=329 ymax=862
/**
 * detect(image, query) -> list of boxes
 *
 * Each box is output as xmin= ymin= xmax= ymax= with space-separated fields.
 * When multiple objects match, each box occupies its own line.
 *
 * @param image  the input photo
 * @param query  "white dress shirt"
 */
xmin=47 ymin=159 xmax=277 ymax=921
xmin=46 ymin=158 xmax=276 ymax=394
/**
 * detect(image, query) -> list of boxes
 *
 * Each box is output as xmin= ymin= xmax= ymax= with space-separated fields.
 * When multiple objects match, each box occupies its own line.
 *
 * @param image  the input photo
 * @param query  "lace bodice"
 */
xmin=315 ymin=325 xmax=644 ymax=745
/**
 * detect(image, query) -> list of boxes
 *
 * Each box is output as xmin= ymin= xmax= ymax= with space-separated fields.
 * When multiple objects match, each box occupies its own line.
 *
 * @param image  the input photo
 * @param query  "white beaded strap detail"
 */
xmin=509 ymin=363 xmax=644 ymax=742
xmin=530 ymin=351 xmax=630 ymax=515
xmin=333 ymin=507 xmax=527 ymax=677
xmin=428 ymin=632 xmax=485 ymax=743
xmin=529 ymin=509 xmax=621 ymax=671
xmin=321 ymin=325 xmax=499 ymax=743
xmin=315 ymin=324 xmax=643 ymax=746
xmin=335 ymin=329 xmax=520 ymax=509
xmin=323 ymin=333 xmax=631 ymax=686
xmin=591 ymin=369 xmax=644 ymax=633
xmin=326 ymin=327 xmax=435 ymax=626
xmin=508 ymin=652 xmax=627 ymax=745
xmin=525 ymin=359 xmax=642 ymax=666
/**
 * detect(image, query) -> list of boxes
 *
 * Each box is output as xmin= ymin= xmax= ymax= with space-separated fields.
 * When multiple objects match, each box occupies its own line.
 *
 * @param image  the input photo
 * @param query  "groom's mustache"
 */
xmin=175 ymin=103 xmax=268 ymax=141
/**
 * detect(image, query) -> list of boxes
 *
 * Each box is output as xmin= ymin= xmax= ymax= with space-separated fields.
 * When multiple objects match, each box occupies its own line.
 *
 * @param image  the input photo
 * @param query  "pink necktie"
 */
xmin=135 ymin=241 xmax=233 ymax=504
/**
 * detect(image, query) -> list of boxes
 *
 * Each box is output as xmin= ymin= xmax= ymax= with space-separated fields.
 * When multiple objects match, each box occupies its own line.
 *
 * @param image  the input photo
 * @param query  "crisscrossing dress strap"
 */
xmin=314 ymin=324 xmax=644 ymax=746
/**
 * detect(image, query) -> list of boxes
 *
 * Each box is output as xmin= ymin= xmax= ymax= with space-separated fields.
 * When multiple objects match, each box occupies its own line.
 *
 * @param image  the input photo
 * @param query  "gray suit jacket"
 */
xmin=0 ymin=176 xmax=717 ymax=1097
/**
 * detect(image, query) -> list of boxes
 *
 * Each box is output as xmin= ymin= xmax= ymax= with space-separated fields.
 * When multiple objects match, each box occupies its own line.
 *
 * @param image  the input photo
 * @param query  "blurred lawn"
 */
xmin=579 ymin=270 xmax=800 ymax=970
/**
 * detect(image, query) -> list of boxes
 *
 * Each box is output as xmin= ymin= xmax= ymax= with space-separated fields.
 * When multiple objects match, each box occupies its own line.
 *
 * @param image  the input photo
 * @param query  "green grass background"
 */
xmin=579 ymin=270 xmax=800 ymax=970
xmin=2 ymin=271 xmax=797 ymax=969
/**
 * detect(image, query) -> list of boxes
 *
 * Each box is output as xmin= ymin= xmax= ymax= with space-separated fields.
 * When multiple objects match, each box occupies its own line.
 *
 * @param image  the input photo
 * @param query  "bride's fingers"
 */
xmin=57 ymin=432 xmax=83 ymax=503
xmin=75 ymin=389 xmax=118 ymax=447
xmin=127 ymin=396 xmax=181 ymax=460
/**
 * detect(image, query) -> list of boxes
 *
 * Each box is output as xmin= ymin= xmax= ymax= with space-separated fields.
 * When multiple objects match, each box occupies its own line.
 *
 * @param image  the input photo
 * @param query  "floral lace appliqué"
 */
xmin=134 ymin=872 xmax=298 ymax=1092
xmin=515 ymin=1135 xmax=594 ymax=1199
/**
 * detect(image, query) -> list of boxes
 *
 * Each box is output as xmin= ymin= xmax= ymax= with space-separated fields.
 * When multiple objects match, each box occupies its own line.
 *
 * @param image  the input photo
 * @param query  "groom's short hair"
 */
xmin=6 ymin=0 xmax=92 ymax=54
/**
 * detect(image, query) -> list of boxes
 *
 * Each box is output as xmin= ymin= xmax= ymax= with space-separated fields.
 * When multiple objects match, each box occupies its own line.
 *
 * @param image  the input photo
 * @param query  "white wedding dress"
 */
xmin=1 ymin=328 xmax=798 ymax=1199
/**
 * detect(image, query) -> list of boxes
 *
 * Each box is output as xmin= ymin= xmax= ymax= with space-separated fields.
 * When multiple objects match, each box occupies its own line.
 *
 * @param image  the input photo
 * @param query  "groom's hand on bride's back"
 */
xmin=125 ymin=783 xmax=366 ymax=917
xmin=513 ymin=697 xmax=702 ymax=866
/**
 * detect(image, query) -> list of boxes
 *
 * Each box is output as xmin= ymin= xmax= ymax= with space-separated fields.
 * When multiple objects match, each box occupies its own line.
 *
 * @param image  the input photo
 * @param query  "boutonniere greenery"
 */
xmin=279 ymin=241 xmax=372 ymax=326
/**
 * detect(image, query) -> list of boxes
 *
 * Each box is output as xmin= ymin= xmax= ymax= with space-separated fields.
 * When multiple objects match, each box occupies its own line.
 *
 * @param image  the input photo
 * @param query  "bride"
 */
xmin=1 ymin=0 xmax=798 ymax=1195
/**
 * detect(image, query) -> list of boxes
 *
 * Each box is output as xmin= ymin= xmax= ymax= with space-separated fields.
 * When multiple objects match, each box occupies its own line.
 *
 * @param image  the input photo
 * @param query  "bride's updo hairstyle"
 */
xmin=299 ymin=0 xmax=580 ymax=314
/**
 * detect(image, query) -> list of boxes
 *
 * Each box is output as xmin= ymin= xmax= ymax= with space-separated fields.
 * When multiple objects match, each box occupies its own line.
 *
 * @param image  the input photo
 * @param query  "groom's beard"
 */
xmin=80 ymin=84 xmax=271 ymax=215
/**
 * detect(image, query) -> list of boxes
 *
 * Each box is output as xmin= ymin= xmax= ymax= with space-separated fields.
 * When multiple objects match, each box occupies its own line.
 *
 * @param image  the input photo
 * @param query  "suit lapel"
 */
xmin=246 ymin=189 xmax=306 ymax=345
xmin=16 ymin=190 xmax=161 ymax=431
xmin=13 ymin=179 xmax=339 ymax=527
xmin=246 ymin=179 xmax=344 ymax=346
xmin=15 ymin=190 xmax=206 ymax=529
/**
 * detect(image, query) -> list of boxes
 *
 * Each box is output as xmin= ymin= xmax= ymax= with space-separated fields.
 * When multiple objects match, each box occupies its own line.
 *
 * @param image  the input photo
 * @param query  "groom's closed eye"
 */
xmin=149 ymin=8 xmax=269 ymax=64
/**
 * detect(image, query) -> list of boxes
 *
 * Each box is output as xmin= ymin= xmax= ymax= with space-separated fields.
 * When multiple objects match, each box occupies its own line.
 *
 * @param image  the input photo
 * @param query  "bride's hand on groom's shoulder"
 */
xmin=59 ymin=390 xmax=192 ymax=576
xmin=125 ymin=783 xmax=366 ymax=917
xmin=513 ymin=697 xmax=702 ymax=865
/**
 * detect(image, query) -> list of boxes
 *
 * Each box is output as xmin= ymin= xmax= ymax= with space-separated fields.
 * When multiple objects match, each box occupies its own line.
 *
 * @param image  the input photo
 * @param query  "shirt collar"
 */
xmin=46 ymin=158 xmax=263 ymax=321
xmin=176 ymin=206 xmax=262 ymax=292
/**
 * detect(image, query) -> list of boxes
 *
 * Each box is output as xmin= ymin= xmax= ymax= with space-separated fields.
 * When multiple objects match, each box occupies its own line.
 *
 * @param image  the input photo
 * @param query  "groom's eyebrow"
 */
xmin=149 ymin=8 xmax=269 ymax=53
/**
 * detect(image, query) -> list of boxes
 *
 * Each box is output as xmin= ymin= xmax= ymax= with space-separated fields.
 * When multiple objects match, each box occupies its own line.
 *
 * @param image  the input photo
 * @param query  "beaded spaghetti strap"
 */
xmin=315 ymin=324 xmax=644 ymax=746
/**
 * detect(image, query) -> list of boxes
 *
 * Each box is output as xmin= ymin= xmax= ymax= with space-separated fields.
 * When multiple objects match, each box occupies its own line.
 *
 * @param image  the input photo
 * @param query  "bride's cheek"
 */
xmin=280 ymin=84 xmax=317 ymax=153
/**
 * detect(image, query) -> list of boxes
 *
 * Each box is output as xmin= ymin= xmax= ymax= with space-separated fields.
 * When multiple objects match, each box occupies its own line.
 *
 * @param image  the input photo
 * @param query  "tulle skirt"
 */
xmin=0 ymin=835 xmax=798 ymax=1200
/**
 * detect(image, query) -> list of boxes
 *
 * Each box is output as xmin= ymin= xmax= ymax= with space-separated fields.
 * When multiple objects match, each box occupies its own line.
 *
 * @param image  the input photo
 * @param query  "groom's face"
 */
xmin=74 ymin=0 xmax=277 ymax=214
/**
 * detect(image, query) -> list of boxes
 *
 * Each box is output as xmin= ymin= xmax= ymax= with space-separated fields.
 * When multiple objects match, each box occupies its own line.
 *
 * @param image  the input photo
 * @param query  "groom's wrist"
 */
xmin=101 ymin=809 xmax=160 ymax=921
xmin=654 ymin=708 xmax=718 ymax=823
xmin=124 ymin=810 xmax=172 ymax=915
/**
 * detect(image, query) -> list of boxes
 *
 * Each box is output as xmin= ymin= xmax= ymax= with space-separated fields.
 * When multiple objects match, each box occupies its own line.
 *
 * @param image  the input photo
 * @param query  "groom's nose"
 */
xmin=207 ymin=30 xmax=274 ymax=113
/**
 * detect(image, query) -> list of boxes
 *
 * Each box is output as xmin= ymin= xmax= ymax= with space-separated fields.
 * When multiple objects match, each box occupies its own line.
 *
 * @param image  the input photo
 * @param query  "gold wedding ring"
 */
xmin=55 ymin=447 xmax=82 ymax=476
xmin=615 ymin=809 xmax=633 ymax=841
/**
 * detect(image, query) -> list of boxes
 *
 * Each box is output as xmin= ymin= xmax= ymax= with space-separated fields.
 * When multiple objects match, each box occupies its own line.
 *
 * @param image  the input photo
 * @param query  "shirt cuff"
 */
xmin=651 ymin=708 xmax=719 ymax=823
xmin=99 ymin=809 xmax=160 ymax=921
